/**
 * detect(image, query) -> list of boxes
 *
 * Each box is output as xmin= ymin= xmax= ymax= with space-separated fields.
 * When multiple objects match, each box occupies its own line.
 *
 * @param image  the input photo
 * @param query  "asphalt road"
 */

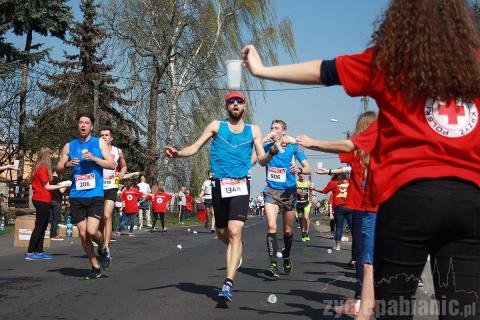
xmin=0 ymin=216 xmax=435 ymax=320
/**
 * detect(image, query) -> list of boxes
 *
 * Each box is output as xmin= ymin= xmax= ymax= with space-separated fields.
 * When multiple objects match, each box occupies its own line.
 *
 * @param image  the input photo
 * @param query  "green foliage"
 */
xmin=34 ymin=0 xmax=145 ymax=165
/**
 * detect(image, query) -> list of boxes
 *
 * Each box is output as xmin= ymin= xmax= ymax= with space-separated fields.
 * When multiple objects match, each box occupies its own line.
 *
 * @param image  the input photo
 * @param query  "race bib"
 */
xmin=103 ymin=175 xmax=120 ymax=189
xmin=75 ymin=173 xmax=96 ymax=190
xmin=220 ymin=178 xmax=248 ymax=198
xmin=267 ymin=167 xmax=286 ymax=183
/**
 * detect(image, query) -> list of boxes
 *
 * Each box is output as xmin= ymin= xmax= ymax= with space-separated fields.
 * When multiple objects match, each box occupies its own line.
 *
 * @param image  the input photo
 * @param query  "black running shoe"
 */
xmin=85 ymin=266 xmax=102 ymax=280
xmin=98 ymin=247 xmax=111 ymax=269
xmin=264 ymin=262 xmax=280 ymax=279
xmin=283 ymin=258 xmax=293 ymax=274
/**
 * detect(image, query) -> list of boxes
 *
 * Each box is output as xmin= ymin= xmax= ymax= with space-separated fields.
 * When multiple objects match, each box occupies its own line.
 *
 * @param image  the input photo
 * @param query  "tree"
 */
xmin=0 ymin=0 xmax=72 ymax=181
xmin=37 ymin=0 xmax=144 ymax=169
xmin=104 ymin=0 xmax=296 ymax=189
xmin=0 ymin=21 xmax=22 ymax=77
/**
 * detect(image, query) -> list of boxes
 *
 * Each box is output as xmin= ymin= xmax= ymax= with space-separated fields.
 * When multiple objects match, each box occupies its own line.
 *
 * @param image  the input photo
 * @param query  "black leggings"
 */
xmin=374 ymin=178 xmax=480 ymax=320
xmin=28 ymin=200 xmax=51 ymax=253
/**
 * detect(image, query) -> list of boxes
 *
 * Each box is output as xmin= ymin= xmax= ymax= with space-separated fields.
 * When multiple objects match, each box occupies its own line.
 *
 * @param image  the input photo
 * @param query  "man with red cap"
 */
xmin=165 ymin=91 xmax=281 ymax=302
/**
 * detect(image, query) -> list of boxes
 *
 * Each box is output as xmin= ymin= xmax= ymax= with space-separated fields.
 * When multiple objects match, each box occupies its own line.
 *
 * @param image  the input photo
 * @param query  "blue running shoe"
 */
xmin=218 ymin=285 xmax=233 ymax=302
xmin=25 ymin=253 xmax=42 ymax=260
xmin=36 ymin=252 xmax=53 ymax=260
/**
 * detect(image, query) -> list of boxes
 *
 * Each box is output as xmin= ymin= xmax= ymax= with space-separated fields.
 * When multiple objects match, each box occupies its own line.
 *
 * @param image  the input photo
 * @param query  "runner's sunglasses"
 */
xmin=226 ymin=97 xmax=245 ymax=105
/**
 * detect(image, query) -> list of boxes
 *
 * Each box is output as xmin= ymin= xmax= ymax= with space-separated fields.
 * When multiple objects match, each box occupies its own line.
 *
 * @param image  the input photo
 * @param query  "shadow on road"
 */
xmin=47 ymin=267 xmax=92 ymax=278
xmin=138 ymin=282 xmax=230 ymax=307
xmin=240 ymin=301 xmax=351 ymax=320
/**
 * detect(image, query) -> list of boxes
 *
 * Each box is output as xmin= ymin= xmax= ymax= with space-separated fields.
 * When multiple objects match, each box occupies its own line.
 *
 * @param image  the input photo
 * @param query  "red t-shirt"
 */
xmin=338 ymin=151 xmax=364 ymax=211
xmin=321 ymin=179 xmax=349 ymax=208
xmin=145 ymin=192 xmax=173 ymax=213
xmin=337 ymin=48 xmax=480 ymax=205
xmin=32 ymin=165 xmax=51 ymax=203
xmin=185 ymin=194 xmax=192 ymax=211
xmin=351 ymin=121 xmax=379 ymax=212
xmin=121 ymin=188 xmax=144 ymax=214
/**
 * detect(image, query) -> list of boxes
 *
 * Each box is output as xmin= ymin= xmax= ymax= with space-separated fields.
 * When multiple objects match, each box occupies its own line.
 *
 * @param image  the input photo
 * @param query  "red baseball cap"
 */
xmin=225 ymin=91 xmax=246 ymax=103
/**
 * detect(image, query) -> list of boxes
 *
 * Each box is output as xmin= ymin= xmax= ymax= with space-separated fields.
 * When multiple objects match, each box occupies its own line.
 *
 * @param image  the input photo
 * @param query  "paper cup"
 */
xmin=226 ymin=60 xmax=242 ymax=89
xmin=317 ymin=162 xmax=323 ymax=169
xmin=13 ymin=160 xmax=19 ymax=170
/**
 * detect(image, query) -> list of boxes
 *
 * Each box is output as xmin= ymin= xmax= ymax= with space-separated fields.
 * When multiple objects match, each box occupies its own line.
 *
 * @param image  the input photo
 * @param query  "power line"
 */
xmin=33 ymin=60 xmax=326 ymax=92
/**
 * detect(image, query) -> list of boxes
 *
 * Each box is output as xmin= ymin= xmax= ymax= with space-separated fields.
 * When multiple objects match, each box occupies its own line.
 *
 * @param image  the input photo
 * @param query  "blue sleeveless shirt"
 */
xmin=69 ymin=137 xmax=104 ymax=198
xmin=210 ymin=120 xmax=254 ymax=179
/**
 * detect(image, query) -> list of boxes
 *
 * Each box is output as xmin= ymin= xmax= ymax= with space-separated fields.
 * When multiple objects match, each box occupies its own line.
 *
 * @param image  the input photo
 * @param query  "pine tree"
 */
xmin=36 ymin=0 xmax=144 ymax=170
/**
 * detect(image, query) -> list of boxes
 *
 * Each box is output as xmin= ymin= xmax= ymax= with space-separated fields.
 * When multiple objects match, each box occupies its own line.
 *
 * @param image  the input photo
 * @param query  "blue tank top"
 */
xmin=69 ymin=137 xmax=104 ymax=198
xmin=263 ymin=142 xmax=307 ymax=190
xmin=210 ymin=120 xmax=254 ymax=179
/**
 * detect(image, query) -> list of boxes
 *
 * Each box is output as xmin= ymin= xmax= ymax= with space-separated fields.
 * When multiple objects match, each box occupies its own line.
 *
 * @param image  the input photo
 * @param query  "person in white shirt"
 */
xmin=137 ymin=175 xmax=151 ymax=228
xmin=200 ymin=170 xmax=215 ymax=233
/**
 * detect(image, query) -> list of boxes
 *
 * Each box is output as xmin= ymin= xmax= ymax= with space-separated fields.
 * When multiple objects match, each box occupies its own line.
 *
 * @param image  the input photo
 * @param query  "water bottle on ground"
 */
xmin=66 ymin=215 xmax=73 ymax=237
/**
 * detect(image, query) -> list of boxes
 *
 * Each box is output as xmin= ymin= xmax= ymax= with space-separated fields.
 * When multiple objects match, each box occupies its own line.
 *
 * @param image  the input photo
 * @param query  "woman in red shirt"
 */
xmin=120 ymin=182 xmax=145 ymax=236
xmin=315 ymin=174 xmax=351 ymax=251
xmin=26 ymin=148 xmax=68 ymax=260
xmin=144 ymin=185 xmax=173 ymax=232
xmin=242 ymin=1 xmax=480 ymax=318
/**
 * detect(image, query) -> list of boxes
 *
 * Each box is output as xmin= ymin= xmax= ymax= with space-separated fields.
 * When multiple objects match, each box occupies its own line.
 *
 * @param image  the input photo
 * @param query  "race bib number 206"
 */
xmin=75 ymin=173 xmax=96 ymax=190
xmin=220 ymin=178 xmax=248 ymax=198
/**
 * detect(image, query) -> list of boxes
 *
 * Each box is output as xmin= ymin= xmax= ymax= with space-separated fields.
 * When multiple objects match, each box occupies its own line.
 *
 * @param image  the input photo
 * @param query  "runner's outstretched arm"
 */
xmin=252 ymin=125 xmax=278 ymax=166
xmin=164 ymin=121 xmax=219 ymax=158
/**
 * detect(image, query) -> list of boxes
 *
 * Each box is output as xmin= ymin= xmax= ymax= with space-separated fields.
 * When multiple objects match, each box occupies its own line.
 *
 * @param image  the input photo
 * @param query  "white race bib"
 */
xmin=103 ymin=175 xmax=120 ymax=189
xmin=220 ymin=178 xmax=248 ymax=198
xmin=267 ymin=167 xmax=286 ymax=183
xmin=75 ymin=173 xmax=96 ymax=190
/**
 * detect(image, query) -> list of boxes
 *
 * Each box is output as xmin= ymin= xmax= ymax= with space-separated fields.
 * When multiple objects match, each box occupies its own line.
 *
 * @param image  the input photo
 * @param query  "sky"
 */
xmin=7 ymin=0 xmax=389 ymax=197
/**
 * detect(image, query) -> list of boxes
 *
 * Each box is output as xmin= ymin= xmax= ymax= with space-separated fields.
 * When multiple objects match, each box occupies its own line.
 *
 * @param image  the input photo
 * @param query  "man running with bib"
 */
xmin=100 ymin=128 xmax=127 ymax=255
xmin=165 ymin=91 xmax=279 ymax=302
xmin=262 ymin=119 xmax=310 ymax=279
xmin=296 ymin=173 xmax=312 ymax=242
xmin=56 ymin=113 xmax=116 ymax=280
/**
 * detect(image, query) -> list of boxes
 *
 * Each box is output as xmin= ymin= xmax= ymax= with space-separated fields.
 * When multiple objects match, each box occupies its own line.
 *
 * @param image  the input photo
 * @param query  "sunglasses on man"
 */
xmin=226 ymin=97 xmax=245 ymax=105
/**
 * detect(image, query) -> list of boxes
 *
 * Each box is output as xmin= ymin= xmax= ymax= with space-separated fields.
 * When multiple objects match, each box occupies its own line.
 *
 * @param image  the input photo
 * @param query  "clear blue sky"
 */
xmin=7 ymin=1 xmax=389 ymax=196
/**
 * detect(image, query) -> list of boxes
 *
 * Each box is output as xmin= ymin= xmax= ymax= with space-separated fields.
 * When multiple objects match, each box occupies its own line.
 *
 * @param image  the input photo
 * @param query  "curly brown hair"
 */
xmin=371 ymin=0 xmax=480 ymax=101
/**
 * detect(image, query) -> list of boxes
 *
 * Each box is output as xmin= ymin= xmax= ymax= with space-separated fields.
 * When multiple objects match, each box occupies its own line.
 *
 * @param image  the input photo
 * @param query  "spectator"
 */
xmin=137 ymin=175 xmax=151 ymax=229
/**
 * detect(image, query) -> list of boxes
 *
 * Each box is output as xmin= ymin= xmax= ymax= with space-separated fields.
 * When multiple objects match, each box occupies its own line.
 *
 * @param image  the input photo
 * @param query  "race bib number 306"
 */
xmin=267 ymin=167 xmax=286 ymax=183
xmin=75 ymin=173 xmax=96 ymax=190
xmin=220 ymin=178 xmax=248 ymax=198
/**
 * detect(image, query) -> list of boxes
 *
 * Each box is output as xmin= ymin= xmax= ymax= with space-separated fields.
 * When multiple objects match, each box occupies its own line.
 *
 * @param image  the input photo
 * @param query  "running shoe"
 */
xmin=305 ymin=234 xmax=311 ymax=241
xmin=218 ymin=285 xmax=233 ymax=302
xmin=25 ymin=253 xmax=42 ymax=260
xmin=128 ymin=233 xmax=135 ymax=237
xmin=84 ymin=266 xmax=102 ymax=280
xmin=264 ymin=262 xmax=280 ymax=279
xmin=36 ymin=252 xmax=53 ymax=260
xmin=301 ymin=236 xmax=307 ymax=242
xmin=50 ymin=236 xmax=64 ymax=241
xmin=283 ymin=258 xmax=293 ymax=274
xmin=98 ymin=247 xmax=111 ymax=269
xmin=418 ymin=278 xmax=424 ymax=287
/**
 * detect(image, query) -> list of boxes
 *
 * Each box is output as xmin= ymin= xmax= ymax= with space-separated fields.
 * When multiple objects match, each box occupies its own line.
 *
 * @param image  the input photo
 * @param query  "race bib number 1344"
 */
xmin=220 ymin=178 xmax=248 ymax=198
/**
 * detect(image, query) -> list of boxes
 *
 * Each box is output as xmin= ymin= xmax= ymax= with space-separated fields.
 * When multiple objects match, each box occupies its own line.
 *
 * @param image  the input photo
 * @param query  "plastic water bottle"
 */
xmin=66 ymin=215 xmax=73 ymax=237
xmin=0 ymin=215 xmax=5 ymax=232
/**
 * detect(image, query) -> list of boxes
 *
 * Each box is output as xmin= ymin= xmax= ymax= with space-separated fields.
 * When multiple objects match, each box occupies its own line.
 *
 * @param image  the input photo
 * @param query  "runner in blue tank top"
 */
xmin=165 ymin=91 xmax=284 ymax=302
xmin=56 ymin=113 xmax=116 ymax=280
xmin=261 ymin=119 xmax=311 ymax=279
